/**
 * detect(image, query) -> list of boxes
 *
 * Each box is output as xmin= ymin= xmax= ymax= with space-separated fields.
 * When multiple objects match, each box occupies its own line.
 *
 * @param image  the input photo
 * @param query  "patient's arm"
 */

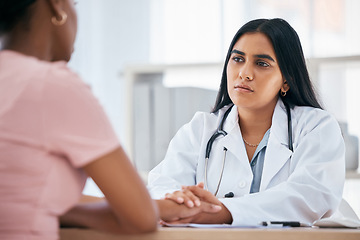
xmin=79 ymin=194 xmax=104 ymax=203
xmin=60 ymin=147 xmax=158 ymax=234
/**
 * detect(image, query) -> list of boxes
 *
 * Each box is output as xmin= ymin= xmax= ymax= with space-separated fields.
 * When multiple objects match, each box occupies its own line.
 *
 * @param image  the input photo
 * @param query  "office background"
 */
xmin=68 ymin=0 xmax=360 ymax=215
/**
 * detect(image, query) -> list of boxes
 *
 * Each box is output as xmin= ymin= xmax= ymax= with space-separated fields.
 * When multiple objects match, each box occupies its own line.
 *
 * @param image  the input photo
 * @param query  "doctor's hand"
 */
xmin=183 ymin=182 xmax=222 ymax=205
xmin=155 ymin=199 xmax=222 ymax=223
xmin=164 ymin=182 xmax=220 ymax=208
xmin=164 ymin=183 xmax=204 ymax=208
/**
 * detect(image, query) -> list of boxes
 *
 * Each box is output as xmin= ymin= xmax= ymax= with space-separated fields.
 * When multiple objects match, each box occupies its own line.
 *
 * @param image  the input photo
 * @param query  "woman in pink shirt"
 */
xmin=0 ymin=0 xmax=160 ymax=239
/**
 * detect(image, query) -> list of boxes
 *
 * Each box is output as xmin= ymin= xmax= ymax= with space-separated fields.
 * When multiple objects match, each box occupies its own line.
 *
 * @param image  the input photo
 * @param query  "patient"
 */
xmin=0 ymin=0 xmax=159 ymax=239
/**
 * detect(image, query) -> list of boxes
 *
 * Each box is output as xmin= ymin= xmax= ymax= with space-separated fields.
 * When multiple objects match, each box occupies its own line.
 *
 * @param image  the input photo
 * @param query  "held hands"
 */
xmin=165 ymin=182 xmax=221 ymax=208
xmin=158 ymin=182 xmax=232 ymax=224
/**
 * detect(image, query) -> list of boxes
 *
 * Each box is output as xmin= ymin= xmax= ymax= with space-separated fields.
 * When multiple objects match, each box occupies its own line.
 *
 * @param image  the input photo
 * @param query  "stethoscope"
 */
xmin=204 ymin=102 xmax=293 ymax=197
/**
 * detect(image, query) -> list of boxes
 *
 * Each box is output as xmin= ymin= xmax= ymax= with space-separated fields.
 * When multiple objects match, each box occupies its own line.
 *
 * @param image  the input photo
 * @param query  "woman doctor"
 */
xmin=148 ymin=18 xmax=345 ymax=225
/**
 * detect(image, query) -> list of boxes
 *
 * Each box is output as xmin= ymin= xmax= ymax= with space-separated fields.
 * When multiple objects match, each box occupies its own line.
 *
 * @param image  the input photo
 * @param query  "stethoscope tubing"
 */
xmin=285 ymin=102 xmax=293 ymax=151
xmin=205 ymin=106 xmax=232 ymax=159
xmin=204 ymin=147 xmax=227 ymax=196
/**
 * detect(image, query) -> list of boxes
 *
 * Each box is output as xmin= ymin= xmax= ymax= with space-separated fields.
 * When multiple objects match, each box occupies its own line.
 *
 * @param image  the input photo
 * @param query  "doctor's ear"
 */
xmin=280 ymin=80 xmax=290 ymax=97
xmin=281 ymin=80 xmax=290 ymax=92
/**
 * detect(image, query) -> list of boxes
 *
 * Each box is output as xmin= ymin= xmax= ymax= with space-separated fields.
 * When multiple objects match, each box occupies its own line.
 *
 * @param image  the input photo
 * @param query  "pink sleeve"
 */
xmin=42 ymin=64 xmax=120 ymax=168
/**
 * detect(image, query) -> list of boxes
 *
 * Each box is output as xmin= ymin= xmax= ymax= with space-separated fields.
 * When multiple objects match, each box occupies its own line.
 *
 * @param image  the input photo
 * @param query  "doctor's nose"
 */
xmin=238 ymin=64 xmax=254 ymax=81
xmin=239 ymin=72 xmax=253 ymax=81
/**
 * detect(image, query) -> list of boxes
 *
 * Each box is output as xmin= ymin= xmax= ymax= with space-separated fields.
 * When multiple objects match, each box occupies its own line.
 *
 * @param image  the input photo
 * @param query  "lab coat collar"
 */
xmin=260 ymin=99 xmax=293 ymax=190
xmin=269 ymin=99 xmax=292 ymax=146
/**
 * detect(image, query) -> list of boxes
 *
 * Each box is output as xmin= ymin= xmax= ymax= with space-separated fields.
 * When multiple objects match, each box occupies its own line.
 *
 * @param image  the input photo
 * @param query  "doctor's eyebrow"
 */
xmin=230 ymin=49 xmax=276 ymax=62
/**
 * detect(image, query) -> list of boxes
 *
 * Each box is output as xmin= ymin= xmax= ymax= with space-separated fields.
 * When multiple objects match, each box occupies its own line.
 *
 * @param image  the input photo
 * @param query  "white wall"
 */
xmin=69 ymin=0 xmax=151 ymax=145
xmin=69 ymin=0 xmax=151 ymax=196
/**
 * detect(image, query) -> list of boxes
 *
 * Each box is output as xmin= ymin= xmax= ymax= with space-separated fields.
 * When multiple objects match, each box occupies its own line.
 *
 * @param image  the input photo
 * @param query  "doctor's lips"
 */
xmin=234 ymin=83 xmax=254 ymax=92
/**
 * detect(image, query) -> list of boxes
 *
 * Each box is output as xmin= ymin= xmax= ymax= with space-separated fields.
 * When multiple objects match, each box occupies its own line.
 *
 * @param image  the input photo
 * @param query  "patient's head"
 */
xmin=0 ymin=0 xmax=78 ymax=62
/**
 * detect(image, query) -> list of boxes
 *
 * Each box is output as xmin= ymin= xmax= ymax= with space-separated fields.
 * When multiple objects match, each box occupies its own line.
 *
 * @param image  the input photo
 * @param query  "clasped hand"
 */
xmin=158 ymin=182 xmax=232 ymax=224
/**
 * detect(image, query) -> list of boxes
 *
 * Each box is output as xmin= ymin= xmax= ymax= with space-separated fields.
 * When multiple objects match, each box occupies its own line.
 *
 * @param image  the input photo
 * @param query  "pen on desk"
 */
xmin=261 ymin=221 xmax=311 ymax=227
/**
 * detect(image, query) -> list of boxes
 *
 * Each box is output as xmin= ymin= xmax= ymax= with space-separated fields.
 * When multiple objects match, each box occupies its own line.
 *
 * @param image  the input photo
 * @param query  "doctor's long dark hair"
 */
xmin=212 ymin=18 xmax=322 ymax=113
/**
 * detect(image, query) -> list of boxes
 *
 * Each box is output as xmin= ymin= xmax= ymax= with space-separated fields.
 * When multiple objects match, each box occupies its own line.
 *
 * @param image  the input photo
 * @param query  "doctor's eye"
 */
xmin=231 ymin=56 xmax=244 ymax=63
xmin=257 ymin=61 xmax=270 ymax=67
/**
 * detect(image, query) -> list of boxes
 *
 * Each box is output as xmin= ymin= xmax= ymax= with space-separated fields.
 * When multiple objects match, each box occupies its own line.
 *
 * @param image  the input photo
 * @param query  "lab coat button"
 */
xmin=238 ymin=180 xmax=246 ymax=188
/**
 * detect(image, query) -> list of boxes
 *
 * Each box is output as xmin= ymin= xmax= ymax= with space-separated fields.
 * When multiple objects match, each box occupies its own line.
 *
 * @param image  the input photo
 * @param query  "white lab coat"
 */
xmin=148 ymin=99 xmax=345 ymax=226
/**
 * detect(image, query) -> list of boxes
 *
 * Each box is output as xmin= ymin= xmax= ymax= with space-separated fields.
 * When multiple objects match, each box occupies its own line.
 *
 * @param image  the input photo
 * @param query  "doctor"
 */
xmin=148 ymin=18 xmax=345 ymax=225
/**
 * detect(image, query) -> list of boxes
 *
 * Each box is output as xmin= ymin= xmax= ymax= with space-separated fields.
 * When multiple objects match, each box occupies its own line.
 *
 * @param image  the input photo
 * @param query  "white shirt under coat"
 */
xmin=148 ymin=98 xmax=345 ymax=226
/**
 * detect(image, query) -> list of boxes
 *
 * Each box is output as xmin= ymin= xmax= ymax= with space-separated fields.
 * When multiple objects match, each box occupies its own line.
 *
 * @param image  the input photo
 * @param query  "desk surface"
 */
xmin=60 ymin=226 xmax=360 ymax=240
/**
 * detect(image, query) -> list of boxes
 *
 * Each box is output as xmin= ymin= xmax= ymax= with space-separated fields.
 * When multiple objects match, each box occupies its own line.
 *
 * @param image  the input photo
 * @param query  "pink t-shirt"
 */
xmin=0 ymin=50 xmax=120 ymax=239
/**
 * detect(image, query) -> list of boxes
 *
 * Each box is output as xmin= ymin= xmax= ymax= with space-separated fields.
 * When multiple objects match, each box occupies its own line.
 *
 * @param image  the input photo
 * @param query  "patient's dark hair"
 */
xmin=0 ymin=0 xmax=36 ymax=34
xmin=212 ymin=18 xmax=322 ymax=113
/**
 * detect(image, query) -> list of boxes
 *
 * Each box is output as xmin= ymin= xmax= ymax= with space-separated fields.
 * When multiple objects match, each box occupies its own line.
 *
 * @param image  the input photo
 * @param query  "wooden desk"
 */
xmin=60 ymin=227 xmax=360 ymax=240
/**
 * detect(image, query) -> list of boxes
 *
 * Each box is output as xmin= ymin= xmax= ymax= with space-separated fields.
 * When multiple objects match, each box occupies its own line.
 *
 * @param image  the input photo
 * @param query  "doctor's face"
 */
xmin=226 ymin=32 xmax=287 ymax=112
